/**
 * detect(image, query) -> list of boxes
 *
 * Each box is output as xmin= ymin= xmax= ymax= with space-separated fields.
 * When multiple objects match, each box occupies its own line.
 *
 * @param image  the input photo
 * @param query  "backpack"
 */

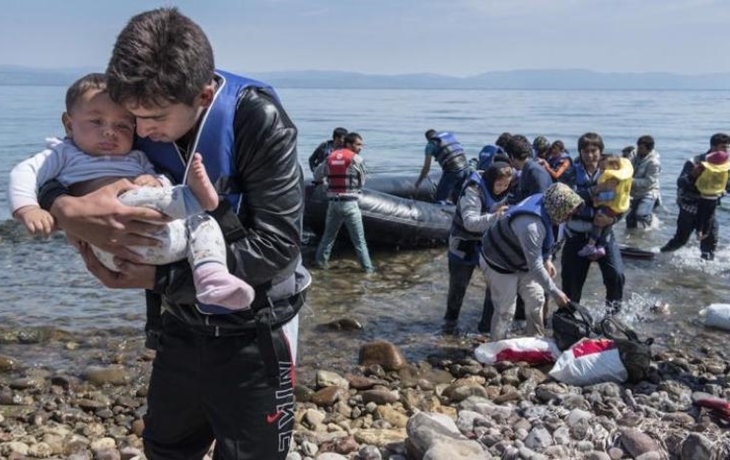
xmin=551 ymin=301 xmax=596 ymax=351
xmin=600 ymin=316 xmax=654 ymax=383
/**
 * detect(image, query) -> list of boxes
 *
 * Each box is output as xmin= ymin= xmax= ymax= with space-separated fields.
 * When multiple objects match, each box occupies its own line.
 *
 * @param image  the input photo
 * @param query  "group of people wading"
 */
xmin=309 ymin=127 xmax=730 ymax=341
xmin=442 ymin=130 xmax=730 ymax=339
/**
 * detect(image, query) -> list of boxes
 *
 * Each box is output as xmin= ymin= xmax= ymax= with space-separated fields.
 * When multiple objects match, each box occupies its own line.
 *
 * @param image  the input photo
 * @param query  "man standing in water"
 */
xmin=308 ymin=127 xmax=348 ymax=173
xmin=416 ymin=129 xmax=469 ymax=204
xmin=40 ymin=8 xmax=309 ymax=459
xmin=314 ymin=132 xmax=374 ymax=273
xmin=626 ymin=135 xmax=661 ymax=229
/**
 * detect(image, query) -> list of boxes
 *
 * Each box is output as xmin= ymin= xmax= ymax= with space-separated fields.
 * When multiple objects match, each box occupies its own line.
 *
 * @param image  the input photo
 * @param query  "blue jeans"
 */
xmin=315 ymin=200 xmax=374 ymax=272
xmin=435 ymin=169 xmax=468 ymax=204
xmin=561 ymin=229 xmax=625 ymax=310
xmin=625 ymin=196 xmax=657 ymax=229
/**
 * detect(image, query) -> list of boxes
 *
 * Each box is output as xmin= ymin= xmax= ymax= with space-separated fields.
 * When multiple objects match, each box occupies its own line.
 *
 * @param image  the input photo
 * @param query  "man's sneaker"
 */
xmin=577 ymin=244 xmax=597 ymax=257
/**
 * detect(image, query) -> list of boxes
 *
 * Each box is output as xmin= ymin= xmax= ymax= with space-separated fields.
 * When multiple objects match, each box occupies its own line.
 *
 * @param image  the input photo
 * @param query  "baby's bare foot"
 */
xmin=187 ymin=153 xmax=219 ymax=211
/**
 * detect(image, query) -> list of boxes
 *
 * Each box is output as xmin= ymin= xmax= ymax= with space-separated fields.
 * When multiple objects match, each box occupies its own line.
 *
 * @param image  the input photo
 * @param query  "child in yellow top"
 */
xmin=695 ymin=150 xmax=730 ymax=240
xmin=578 ymin=155 xmax=633 ymax=259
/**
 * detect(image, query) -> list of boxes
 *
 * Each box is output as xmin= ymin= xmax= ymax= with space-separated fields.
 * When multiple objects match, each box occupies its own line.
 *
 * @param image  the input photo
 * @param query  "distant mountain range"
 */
xmin=2 ymin=65 xmax=729 ymax=90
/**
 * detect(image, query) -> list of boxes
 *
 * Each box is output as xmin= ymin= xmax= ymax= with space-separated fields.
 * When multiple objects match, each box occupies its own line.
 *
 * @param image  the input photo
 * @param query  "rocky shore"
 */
xmin=1 ymin=329 xmax=730 ymax=460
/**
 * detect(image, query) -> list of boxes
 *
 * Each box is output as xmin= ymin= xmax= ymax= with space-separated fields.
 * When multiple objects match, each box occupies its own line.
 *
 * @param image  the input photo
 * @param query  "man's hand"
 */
xmin=78 ymin=241 xmax=156 ymax=289
xmin=691 ymin=163 xmax=705 ymax=179
xmin=594 ymin=212 xmax=615 ymax=227
xmin=594 ymin=178 xmax=619 ymax=193
xmin=554 ymin=290 xmax=570 ymax=307
xmin=13 ymin=206 xmax=55 ymax=237
xmin=50 ymin=179 xmax=170 ymax=261
xmin=494 ymin=204 xmax=509 ymax=219
xmin=133 ymin=174 xmax=163 ymax=187
xmin=544 ymin=259 xmax=557 ymax=278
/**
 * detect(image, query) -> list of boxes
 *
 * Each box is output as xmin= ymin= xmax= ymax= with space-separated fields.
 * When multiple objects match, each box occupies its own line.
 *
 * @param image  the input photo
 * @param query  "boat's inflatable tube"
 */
xmin=304 ymin=175 xmax=455 ymax=248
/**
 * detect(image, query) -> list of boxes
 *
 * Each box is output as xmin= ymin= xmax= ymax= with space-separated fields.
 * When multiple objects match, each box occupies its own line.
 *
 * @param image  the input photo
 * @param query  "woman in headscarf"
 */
xmin=480 ymin=182 xmax=583 ymax=341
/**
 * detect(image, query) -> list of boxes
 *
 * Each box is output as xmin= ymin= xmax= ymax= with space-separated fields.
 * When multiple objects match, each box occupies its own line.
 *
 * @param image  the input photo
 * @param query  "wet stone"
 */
xmin=358 ymin=341 xmax=406 ymax=371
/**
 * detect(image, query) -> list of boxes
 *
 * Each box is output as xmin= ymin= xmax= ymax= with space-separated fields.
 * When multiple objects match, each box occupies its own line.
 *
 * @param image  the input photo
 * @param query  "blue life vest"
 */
xmin=477 ymin=144 xmax=505 ymax=170
xmin=431 ymin=132 xmax=467 ymax=172
xmin=449 ymin=171 xmax=500 ymax=264
xmin=571 ymin=161 xmax=596 ymax=194
xmin=137 ymin=70 xmax=275 ymax=212
xmin=482 ymin=194 xmax=554 ymax=272
xmin=451 ymin=171 xmax=497 ymax=238
xmin=136 ymin=70 xmax=275 ymax=316
xmin=548 ymin=151 xmax=573 ymax=181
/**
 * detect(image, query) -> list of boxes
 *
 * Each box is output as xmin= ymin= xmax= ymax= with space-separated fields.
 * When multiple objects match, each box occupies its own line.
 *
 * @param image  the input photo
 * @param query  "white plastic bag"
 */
xmin=474 ymin=337 xmax=561 ymax=365
xmin=549 ymin=338 xmax=628 ymax=386
xmin=701 ymin=304 xmax=730 ymax=331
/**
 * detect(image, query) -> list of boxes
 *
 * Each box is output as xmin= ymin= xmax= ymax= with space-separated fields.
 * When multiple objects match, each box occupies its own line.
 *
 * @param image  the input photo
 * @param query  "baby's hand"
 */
xmin=14 ymin=206 xmax=55 ymax=237
xmin=133 ymin=174 xmax=163 ymax=187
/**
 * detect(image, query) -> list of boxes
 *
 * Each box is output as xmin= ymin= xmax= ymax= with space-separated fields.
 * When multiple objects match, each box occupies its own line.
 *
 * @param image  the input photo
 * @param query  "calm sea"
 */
xmin=1 ymin=86 xmax=729 ymax=375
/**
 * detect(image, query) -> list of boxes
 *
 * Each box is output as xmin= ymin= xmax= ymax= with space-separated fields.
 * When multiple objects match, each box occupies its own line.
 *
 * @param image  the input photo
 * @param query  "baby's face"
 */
xmin=64 ymin=89 xmax=135 ymax=156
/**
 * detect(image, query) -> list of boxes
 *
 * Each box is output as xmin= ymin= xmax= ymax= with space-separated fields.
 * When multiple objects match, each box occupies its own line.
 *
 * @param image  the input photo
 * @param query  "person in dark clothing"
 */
xmin=661 ymin=133 xmax=730 ymax=260
xmin=38 ymin=8 xmax=309 ymax=459
xmin=443 ymin=162 xmax=513 ymax=334
xmin=308 ymin=127 xmax=348 ymax=172
xmin=561 ymin=132 xmax=625 ymax=313
xmin=506 ymin=135 xmax=554 ymax=204
xmin=416 ymin=129 xmax=469 ymax=204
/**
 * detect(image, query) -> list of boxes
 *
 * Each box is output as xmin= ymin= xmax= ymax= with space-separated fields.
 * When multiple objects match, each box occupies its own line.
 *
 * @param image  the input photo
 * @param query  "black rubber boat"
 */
xmin=618 ymin=245 xmax=656 ymax=260
xmin=304 ymin=175 xmax=455 ymax=248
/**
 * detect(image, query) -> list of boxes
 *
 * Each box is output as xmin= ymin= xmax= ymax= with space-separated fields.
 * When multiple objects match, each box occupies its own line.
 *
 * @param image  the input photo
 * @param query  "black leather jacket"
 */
xmin=41 ymin=86 xmax=310 ymax=333
xmin=154 ymin=86 xmax=310 ymax=331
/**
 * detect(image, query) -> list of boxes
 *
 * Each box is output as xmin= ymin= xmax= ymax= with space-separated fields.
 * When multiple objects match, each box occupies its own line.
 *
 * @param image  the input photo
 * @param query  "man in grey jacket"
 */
xmin=626 ymin=135 xmax=661 ymax=229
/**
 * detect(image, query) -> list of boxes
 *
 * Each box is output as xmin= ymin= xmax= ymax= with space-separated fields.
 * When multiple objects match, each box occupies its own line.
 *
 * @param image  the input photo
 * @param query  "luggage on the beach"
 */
xmin=600 ymin=316 xmax=653 ymax=383
xmin=549 ymin=338 xmax=628 ymax=386
xmin=474 ymin=337 xmax=561 ymax=365
xmin=551 ymin=301 xmax=596 ymax=351
xmin=702 ymin=303 xmax=730 ymax=331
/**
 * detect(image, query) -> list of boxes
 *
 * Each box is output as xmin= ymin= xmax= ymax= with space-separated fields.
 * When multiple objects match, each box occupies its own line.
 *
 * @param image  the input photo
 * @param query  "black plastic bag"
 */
xmin=551 ymin=301 xmax=595 ymax=351
xmin=600 ymin=316 xmax=654 ymax=383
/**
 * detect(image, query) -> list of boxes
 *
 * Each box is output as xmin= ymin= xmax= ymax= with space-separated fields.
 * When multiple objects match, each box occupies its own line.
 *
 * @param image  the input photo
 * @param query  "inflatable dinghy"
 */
xmin=304 ymin=175 xmax=455 ymax=248
xmin=618 ymin=245 xmax=656 ymax=260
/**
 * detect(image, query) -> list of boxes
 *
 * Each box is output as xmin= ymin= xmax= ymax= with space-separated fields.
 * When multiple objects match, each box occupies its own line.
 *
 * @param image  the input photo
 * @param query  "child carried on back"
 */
xmin=578 ymin=154 xmax=633 ymax=259
xmin=694 ymin=150 xmax=730 ymax=241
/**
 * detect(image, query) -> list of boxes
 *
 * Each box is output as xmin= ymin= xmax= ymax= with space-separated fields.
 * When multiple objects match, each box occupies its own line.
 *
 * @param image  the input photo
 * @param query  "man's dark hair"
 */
xmin=495 ymin=132 xmax=512 ymax=149
xmin=425 ymin=129 xmax=437 ymax=141
xmin=710 ymin=133 xmax=730 ymax=148
xmin=65 ymin=73 xmax=107 ymax=112
xmin=550 ymin=140 xmax=565 ymax=153
xmin=505 ymin=134 xmax=532 ymax=161
xmin=107 ymin=7 xmax=215 ymax=107
xmin=577 ymin=132 xmax=605 ymax=154
xmin=637 ymin=135 xmax=655 ymax=151
xmin=332 ymin=127 xmax=348 ymax=140
xmin=345 ymin=132 xmax=362 ymax=146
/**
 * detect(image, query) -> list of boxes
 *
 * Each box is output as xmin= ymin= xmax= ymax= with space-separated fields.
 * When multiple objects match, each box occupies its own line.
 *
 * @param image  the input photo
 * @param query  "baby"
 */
xmin=578 ymin=154 xmax=633 ymax=259
xmin=8 ymin=73 xmax=253 ymax=314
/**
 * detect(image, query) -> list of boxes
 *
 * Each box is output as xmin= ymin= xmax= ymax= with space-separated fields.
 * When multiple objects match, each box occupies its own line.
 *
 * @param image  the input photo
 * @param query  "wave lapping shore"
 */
xmin=2 ymin=333 xmax=730 ymax=459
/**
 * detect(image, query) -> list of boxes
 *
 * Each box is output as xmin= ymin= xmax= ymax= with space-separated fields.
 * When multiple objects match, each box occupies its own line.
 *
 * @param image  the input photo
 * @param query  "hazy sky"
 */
xmin=1 ymin=0 xmax=728 ymax=76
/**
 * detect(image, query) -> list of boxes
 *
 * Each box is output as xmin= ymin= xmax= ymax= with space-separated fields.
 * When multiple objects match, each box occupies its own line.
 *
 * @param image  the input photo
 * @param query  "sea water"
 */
xmin=1 ymin=86 xmax=729 ymax=375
